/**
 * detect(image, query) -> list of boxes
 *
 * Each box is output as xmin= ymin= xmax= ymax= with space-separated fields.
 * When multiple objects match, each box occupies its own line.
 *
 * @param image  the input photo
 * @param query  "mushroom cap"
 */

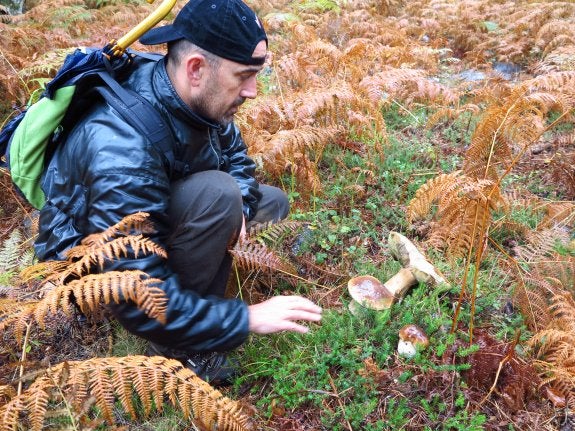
xmin=347 ymin=275 xmax=394 ymax=310
xmin=398 ymin=324 xmax=429 ymax=348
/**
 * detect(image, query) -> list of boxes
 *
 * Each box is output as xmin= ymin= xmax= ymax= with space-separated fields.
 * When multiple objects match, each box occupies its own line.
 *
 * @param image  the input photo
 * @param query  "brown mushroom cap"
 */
xmin=398 ymin=324 xmax=429 ymax=348
xmin=347 ymin=275 xmax=394 ymax=310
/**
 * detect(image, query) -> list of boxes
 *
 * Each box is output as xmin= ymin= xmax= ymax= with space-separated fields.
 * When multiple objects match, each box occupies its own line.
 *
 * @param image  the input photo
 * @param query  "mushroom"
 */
xmin=347 ymin=232 xmax=446 ymax=313
xmin=398 ymin=324 xmax=429 ymax=358
xmin=348 ymin=275 xmax=395 ymax=311
xmin=387 ymin=231 xmax=446 ymax=286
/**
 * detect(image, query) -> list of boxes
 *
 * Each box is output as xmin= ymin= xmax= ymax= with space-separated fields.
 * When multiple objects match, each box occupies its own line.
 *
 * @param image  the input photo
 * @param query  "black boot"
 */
xmin=146 ymin=342 xmax=238 ymax=386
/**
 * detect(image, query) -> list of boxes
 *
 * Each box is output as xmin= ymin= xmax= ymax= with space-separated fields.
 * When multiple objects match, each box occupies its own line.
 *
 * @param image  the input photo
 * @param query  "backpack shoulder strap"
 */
xmin=94 ymin=71 xmax=187 ymax=178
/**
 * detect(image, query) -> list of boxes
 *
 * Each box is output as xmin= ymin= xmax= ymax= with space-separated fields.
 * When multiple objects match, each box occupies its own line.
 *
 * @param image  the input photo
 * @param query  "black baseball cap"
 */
xmin=139 ymin=0 xmax=268 ymax=66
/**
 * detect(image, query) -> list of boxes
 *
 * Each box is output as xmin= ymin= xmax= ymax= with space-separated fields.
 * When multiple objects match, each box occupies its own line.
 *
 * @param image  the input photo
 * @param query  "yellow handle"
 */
xmin=108 ymin=0 xmax=178 ymax=57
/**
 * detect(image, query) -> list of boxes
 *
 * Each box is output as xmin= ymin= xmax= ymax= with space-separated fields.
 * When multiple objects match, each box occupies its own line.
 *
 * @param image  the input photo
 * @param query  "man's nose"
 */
xmin=240 ymin=75 xmax=258 ymax=99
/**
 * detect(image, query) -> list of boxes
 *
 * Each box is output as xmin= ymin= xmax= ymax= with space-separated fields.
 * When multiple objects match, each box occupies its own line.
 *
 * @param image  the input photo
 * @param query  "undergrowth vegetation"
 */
xmin=1 ymin=0 xmax=574 ymax=429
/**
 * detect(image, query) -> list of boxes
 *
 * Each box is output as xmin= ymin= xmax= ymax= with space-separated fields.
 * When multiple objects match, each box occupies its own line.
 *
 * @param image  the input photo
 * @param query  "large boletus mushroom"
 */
xmin=348 ymin=275 xmax=394 ymax=311
xmin=347 ymin=232 xmax=447 ymax=313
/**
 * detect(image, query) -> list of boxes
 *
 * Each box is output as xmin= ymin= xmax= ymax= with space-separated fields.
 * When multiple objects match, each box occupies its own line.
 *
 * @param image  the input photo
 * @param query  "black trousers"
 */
xmin=166 ymin=170 xmax=289 ymax=297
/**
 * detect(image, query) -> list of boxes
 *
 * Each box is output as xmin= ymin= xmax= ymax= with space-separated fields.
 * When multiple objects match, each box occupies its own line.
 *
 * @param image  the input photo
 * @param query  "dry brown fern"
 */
xmin=538 ymin=202 xmax=575 ymax=233
xmin=407 ymin=170 xmax=504 ymax=256
xmin=231 ymin=221 xmax=299 ymax=276
xmin=508 ymin=253 xmax=575 ymax=404
xmin=231 ymin=239 xmax=295 ymax=275
xmin=549 ymin=154 xmax=575 ymax=200
xmin=359 ymin=67 xmax=458 ymax=108
xmin=513 ymin=277 xmax=553 ymax=334
xmin=23 ymin=212 xmax=165 ymax=283
xmin=33 ymin=270 xmax=168 ymax=325
xmin=248 ymin=125 xmax=343 ymax=194
xmin=0 ymin=356 xmax=253 ymax=431
xmin=528 ymin=292 xmax=575 ymax=394
xmin=513 ymin=228 xmax=571 ymax=264
xmin=414 ymin=63 xmax=575 ymax=260
xmin=1 ymin=213 xmax=168 ymax=345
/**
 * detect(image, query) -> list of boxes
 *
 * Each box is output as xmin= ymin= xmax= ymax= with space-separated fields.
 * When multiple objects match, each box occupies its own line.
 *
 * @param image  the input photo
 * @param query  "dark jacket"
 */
xmin=34 ymin=57 xmax=261 ymax=352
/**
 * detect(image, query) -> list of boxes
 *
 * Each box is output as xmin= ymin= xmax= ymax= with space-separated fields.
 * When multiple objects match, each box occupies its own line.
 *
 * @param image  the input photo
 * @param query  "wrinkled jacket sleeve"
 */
xmin=218 ymin=123 xmax=261 ymax=221
xmin=78 ymin=115 xmax=249 ymax=353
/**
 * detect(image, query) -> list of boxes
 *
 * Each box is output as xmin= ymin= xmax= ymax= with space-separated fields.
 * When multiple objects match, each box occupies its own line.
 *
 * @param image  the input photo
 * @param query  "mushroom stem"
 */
xmin=383 ymin=267 xmax=417 ymax=299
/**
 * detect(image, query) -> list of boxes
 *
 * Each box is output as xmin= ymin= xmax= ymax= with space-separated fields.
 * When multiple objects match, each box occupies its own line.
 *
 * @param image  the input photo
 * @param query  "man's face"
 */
xmin=191 ymin=40 xmax=267 ymax=126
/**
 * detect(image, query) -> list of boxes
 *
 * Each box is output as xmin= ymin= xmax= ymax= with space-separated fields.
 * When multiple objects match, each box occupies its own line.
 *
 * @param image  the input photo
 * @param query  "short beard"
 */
xmin=191 ymin=96 xmax=245 ymax=127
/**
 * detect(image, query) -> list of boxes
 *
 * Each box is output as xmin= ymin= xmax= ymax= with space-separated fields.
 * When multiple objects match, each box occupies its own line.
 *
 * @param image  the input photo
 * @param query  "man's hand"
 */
xmin=248 ymin=296 xmax=322 ymax=334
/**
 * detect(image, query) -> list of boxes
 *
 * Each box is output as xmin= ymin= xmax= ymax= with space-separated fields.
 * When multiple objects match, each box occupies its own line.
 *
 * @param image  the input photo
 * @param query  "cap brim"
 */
xmin=139 ymin=25 xmax=185 ymax=45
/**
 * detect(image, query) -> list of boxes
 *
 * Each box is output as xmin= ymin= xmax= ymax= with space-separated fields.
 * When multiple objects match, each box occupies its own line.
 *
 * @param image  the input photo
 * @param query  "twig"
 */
xmin=48 ymin=366 xmax=80 ymax=431
xmin=392 ymin=99 xmax=421 ymax=125
xmin=327 ymin=371 xmax=354 ymax=431
xmin=17 ymin=322 xmax=32 ymax=396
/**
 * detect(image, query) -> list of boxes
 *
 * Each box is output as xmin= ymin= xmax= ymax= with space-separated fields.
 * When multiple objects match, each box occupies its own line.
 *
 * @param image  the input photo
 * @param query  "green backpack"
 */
xmin=0 ymin=48 xmax=179 ymax=209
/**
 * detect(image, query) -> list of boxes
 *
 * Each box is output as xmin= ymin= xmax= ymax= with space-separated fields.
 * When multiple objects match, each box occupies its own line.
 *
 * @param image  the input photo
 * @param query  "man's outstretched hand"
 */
xmin=248 ymin=296 xmax=322 ymax=334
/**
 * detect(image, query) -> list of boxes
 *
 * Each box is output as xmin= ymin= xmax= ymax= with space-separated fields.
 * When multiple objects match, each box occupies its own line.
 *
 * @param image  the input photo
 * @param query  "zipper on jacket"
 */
xmin=207 ymin=129 xmax=222 ymax=169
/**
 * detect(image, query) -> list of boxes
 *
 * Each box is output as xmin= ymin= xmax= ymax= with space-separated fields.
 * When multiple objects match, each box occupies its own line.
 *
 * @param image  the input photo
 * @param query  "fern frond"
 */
xmin=462 ymin=100 xmax=526 ymax=182
xmin=548 ymin=294 xmax=575 ymax=332
xmin=64 ymin=234 xmax=166 ymax=277
xmin=513 ymin=278 xmax=552 ymax=333
xmin=80 ymin=212 xmax=155 ymax=248
xmin=539 ymin=202 xmax=575 ymax=230
xmin=514 ymin=228 xmax=571 ymax=263
xmin=231 ymin=239 xmax=295 ymax=275
xmin=248 ymin=220 xmax=302 ymax=245
xmin=407 ymin=170 xmax=503 ymax=256
xmin=522 ymin=71 xmax=575 ymax=94
xmin=531 ymin=255 xmax=575 ymax=293
xmin=274 ymin=52 xmax=317 ymax=90
xmin=359 ymin=67 xmax=457 ymax=106
xmin=253 ymin=125 xmax=342 ymax=191
xmin=295 ymin=82 xmax=356 ymax=126
xmin=407 ymin=171 xmax=462 ymax=222
xmin=0 ymin=385 xmax=16 ymax=403
xmin=0 ymin=300 xmax=36 ymax=345
xmin=33 ymin=270 xmax=168 ymax=327
xmin=549 ymin=155 xmax=575 ymax=200
xmin=0 ymin=230 xmax=23 ymax=273
xmin=0 ymin=356 xmax=253 ymax=431
xmin=20 ymin=260 xmax=69 ymax=282
xmin=529 ymin=328 xmax=575 ymax=359
xmin=0 ymin=271 xmax=168 ymax=344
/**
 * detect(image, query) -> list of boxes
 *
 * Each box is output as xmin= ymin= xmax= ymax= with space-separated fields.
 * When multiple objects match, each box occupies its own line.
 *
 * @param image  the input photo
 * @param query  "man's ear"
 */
xmin=184 ymin=55 xmax=206 ymax=86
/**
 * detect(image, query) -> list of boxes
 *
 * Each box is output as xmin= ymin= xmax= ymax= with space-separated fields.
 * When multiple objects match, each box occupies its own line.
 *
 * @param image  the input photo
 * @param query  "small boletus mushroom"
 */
xmin=398 ymin=324 xmax=429 ymax=358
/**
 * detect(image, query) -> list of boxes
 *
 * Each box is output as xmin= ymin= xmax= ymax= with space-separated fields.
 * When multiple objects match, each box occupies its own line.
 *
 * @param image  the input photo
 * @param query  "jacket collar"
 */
xmin=153 ymin=58 xmax=221 ymax=131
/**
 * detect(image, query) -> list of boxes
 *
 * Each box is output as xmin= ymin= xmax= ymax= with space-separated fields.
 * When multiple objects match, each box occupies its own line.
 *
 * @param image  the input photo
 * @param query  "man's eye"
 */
xmin=241 ymin=73 xmax=256 ymax=81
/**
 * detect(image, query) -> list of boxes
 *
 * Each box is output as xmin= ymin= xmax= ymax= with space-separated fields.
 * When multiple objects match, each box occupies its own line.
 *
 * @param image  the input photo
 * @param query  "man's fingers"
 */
xmin=283 ymin=309 xmax=322 ymax=323
xmin=294 ymin=302 xmax=322 ymax=315
xmin=248 ymin=295 xmax=323 ymax=334
xmin=281 ymin=295 xmax=323 ymax=313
